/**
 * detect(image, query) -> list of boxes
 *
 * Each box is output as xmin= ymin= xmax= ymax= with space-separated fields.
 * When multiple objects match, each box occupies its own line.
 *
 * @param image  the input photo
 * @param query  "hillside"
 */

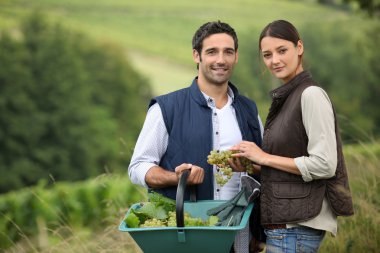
xmin=0 ymin=1 xmax=379 ymax=252
xmin=0 ymin=0 xmax=354 ymax=94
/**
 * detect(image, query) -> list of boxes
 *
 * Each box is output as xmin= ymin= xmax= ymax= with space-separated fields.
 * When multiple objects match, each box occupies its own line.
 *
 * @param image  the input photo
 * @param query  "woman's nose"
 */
xmin=272 ymin=53 xmax=280 ymax=64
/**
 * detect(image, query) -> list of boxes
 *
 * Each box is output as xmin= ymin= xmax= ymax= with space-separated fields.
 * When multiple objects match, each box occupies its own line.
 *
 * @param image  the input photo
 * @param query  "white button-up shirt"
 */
xmin=128 ymin=87 xmax=264 ymax=200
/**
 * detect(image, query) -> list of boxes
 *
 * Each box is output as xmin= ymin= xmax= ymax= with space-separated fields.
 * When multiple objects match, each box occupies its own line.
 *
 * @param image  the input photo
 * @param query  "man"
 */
xmin=128 ymin=21 xmax=264 ymax=253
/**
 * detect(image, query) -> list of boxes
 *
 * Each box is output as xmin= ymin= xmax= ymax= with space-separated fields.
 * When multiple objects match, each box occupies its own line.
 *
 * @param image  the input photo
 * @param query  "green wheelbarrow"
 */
xmin=119 ymin=170 xmax=256 ymax=253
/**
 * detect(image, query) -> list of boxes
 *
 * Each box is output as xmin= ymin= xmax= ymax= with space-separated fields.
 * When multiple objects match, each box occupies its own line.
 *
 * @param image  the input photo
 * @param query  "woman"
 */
xmin=231 ymin=20 xmax=354 ymax=253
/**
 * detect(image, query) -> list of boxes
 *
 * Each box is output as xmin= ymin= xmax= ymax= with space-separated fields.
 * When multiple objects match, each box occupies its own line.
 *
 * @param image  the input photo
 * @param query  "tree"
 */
xmin=0 ymin=13 xmax=152 ymax=193
xmin=233 ymin=20 xmax=380 ymax=142
xmin=300 ymin=21 xmax=380 ymax=141
xmin=344 ymin=0 xmax=380 ymax=17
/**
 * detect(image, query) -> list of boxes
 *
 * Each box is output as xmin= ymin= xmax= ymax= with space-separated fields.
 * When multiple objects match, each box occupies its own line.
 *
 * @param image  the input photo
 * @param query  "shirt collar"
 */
xmin=190 ymin=77 xmax=236 ymax=107
xmin=201 ymin=87 xmax=234 ymax=108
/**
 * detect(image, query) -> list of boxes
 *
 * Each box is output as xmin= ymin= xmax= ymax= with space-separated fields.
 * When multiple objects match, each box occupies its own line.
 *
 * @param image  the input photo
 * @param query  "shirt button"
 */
xmin=216 ymin=189 xmax=220 ymax=192
xmin=216 ymin=132 xmax=219 ymax=135
xmin=214 ymin=113 xmax=217 ymax=116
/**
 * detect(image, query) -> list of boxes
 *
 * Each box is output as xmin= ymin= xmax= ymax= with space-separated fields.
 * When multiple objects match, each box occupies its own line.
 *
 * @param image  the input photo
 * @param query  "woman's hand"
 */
xmin=230 ymin=141 xmax=269 ymax=165
xmin=231 ymin=141 xmax=301 ymax=176
xmin=175 ymin=163 xmax=204 ymax=185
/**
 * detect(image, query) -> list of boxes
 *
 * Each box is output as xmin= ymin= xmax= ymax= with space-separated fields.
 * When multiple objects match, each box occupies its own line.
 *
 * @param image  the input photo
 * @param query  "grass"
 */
xmin=128 ymin=51 xmax=196 ymax=95
xmin=0 ymin=1 xmax=378 ymax=252
xmin=2 ymin=142 xmax=379 ymax=253
xmin=0 ymin=0 xmax=357 ymax=95
xmin=4 ymin=224 xmax=143 ymax=253
xmin=319 ymin=141 xmax=380 ymax=252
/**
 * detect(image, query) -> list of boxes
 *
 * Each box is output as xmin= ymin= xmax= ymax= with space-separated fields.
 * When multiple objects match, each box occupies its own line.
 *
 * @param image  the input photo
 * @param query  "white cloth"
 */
xmin=128 ymin=88 xmax=264 ymax=200
xmin=128 ymin=88 xmax=264 ymax=253
xmin=292 ymin=86 xmax=338 ymax=236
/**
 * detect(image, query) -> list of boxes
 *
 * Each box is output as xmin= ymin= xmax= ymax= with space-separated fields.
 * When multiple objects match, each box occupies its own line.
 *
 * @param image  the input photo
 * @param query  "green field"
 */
xmin=1 ymin=142 xmax=379 ymax=252
xmin=0 ymin=0 xmax=354 ymax=94
xmin=0 ymin=1 xmax=379 ymax=252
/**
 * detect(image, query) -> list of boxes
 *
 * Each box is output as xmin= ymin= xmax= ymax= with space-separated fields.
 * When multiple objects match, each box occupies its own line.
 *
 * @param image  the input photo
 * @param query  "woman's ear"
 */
xmin=297 ymin=40 xmax=304 ymax=56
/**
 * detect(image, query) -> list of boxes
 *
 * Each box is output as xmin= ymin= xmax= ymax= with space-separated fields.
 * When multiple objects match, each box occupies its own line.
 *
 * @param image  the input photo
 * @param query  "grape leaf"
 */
xmin=148 ymin=191 xmax=175 ymax=212
xmin=133 ymin=202 xmax=168 ymax=220
xmin=125 ymin=212 xmax=140 ymax=228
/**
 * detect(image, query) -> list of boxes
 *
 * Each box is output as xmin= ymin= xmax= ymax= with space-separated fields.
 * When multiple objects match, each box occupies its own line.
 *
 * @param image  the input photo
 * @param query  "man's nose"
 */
xmin=216 ymin=52 xmax=226 ymax=63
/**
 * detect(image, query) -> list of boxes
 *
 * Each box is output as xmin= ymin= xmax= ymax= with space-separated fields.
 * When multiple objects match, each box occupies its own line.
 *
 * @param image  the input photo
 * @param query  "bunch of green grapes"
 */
xmin=139 ymin=211 xmax=218 ymax=228
xmin=184 ymin=213 xmax=205 ymax=226
xmin=166 ymin=211 xmax=206 ymax=227
xmin=167 ymin=211 xmax=177 ymax=227
xmin=140 ymin=218 xmax=166 ymax=227
xmin=207 ymin=150 xmax=254 ymax=186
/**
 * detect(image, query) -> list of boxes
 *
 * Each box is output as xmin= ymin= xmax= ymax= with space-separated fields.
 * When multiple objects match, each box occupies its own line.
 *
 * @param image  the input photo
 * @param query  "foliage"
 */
xmin=0 ymin=13 xmax=152 ymax=193
xmin=2 ymin=1 xmax=378 ymax=142
xmin=300 ymin=20 xmax=380 ymax=142
xmin=233 ymin=20 xmax=380 ymax=142
xmin=344 ymin=0 xmax=380 ymax=17
xmin=2 ymin=142 xmax=379 ymax=252
xmin=319 ymin=141 xmax=380 ymax=252
xmin=0 ymin=174 xmax=147 ymax=250
xmin=0 ymin=1 xmax=378 ymax=251
xmin=0 ymin=0 xmax=353 ymax=67
xmin=124 ymin=191 xmax=218 ymax=228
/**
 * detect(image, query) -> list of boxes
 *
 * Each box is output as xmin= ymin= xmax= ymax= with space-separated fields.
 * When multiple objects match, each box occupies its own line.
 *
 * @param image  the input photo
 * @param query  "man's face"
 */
xmin=193 ymin=33 xmax=238 ymax=86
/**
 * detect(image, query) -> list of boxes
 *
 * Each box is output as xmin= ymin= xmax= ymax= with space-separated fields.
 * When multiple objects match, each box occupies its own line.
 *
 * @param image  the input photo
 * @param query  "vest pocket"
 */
xmin=272 ymin=182 xmax=311 ymax=199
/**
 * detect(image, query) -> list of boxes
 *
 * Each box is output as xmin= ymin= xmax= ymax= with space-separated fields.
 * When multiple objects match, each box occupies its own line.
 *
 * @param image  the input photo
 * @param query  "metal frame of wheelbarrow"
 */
xmin=119 ymin=170 xmax=254 ymax=253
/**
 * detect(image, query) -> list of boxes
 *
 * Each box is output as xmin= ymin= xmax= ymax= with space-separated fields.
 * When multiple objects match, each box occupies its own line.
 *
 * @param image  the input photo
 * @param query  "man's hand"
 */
xmin=228 ymin=157 xmax=262 ymax=174
xmin=175 ymin=163 xmax=204 ymax=185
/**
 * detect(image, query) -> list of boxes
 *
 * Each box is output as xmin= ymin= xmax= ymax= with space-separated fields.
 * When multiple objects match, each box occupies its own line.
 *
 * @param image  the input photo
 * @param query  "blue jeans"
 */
xmin=264 ymin=226 xmax=325 ymax=253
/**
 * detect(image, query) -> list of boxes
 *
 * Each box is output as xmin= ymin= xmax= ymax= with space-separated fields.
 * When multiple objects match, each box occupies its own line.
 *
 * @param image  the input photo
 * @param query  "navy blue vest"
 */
xmin=149 ymin=78 xmax=262 ymax=200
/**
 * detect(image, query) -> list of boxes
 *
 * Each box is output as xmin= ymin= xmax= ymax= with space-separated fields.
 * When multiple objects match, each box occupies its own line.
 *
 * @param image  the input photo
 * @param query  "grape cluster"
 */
xmin=207 ymin=150 xmax=254 ymax=186
xmin=140 ymin=218 xmax=166 ymax=227
xmin=141 ymin=211 xmax=207 ymax=227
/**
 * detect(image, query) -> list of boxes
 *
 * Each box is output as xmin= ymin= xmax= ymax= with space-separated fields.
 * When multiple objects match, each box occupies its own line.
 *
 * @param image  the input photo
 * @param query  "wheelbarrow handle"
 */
xmin=176 ymin=169 xmax=197 ymax=228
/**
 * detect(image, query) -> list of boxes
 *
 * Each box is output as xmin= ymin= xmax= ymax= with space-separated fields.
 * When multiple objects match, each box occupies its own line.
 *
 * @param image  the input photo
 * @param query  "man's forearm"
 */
xmin=145 ymin=166 xmax=179 ymax=188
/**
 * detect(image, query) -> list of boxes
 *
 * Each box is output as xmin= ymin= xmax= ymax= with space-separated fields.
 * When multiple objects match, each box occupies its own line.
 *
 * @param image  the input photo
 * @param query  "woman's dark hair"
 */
xmin=192 ymin=21 xmax=238 ymax=54
xmin=259 ymin=20 xmax=301 ymax=50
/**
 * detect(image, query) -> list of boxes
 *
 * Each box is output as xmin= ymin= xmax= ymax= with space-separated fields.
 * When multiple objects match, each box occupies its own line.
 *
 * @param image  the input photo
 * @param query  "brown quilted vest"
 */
xmin=260 ymin=71 xmax=354 ymax=225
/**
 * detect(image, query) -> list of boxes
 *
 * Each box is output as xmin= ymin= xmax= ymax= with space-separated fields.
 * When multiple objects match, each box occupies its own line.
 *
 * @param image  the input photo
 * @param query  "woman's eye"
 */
xmin=263 ymin=53 xmax=271 ymax=59
xmin=279 ymin=48 xmax=287 ymax=54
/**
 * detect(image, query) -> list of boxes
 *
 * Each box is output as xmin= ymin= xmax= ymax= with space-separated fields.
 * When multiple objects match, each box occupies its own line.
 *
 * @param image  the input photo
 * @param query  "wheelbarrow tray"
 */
xmin=119 ymin=200 xmax=253 ymax=253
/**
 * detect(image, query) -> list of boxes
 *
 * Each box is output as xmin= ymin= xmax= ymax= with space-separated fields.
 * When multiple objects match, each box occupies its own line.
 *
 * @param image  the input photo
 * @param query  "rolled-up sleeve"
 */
xmin=128 ymin=103 xmax=168 ymax=187
xmin=294 ymin=86 xmax=337 ymax=182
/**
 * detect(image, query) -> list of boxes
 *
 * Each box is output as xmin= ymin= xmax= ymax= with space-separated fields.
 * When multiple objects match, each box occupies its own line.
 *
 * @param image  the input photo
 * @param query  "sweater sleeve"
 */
xmin=294 ymin=86 xmax=337 ymax=182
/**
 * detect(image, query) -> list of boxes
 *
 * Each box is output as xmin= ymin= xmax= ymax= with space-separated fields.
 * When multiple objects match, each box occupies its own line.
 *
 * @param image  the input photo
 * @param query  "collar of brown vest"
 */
xmin=269 ymin=70 xmax=312 ymax=100
xmin=265 ymin=71 xmax=313 ymax=127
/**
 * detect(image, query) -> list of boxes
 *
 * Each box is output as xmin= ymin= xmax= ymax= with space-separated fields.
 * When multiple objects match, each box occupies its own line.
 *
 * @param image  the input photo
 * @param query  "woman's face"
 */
xmin=260 ymin=36 xmax=303 ymax=83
